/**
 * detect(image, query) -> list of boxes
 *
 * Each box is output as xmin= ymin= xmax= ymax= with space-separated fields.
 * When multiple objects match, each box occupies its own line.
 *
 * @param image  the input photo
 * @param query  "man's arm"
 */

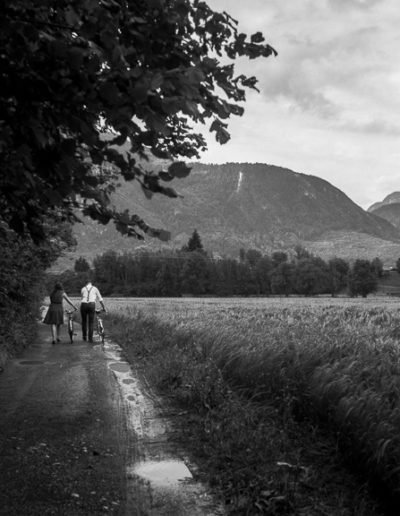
xmin=95 ymin=287 xmax=106 ymax=311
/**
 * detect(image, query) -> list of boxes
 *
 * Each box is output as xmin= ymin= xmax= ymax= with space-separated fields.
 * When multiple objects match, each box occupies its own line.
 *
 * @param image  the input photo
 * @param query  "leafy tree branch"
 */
xmin=0 ymin=0 xmax=277 ymax=241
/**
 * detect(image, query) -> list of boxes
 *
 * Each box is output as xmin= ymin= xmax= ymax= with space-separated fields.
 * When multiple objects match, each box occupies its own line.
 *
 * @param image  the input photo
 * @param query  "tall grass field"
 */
xmin=105 ymin=297 xmax=400 ymax=515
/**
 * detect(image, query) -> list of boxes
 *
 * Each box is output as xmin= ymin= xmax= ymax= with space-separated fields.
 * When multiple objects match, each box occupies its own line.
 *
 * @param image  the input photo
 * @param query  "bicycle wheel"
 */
xmin=96 ymin=319 xmax=104 ymax=345
xmin=99 ymin=321 xmax=105 ymax=345
xmin=66 ymin=313 xmax=74 ymax=343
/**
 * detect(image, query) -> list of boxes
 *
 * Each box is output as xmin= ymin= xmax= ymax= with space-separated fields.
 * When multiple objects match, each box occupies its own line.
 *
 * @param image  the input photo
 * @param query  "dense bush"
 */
xmin=0 ymin=219 xmax=72 ymax=366
xmin=0 ymin=227 xmax=47 ymax=366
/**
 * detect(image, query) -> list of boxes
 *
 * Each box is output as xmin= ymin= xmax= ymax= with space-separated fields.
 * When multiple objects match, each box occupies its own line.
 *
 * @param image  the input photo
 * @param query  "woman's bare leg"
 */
xmin=51 ymin=325 xmax=56 ymax=343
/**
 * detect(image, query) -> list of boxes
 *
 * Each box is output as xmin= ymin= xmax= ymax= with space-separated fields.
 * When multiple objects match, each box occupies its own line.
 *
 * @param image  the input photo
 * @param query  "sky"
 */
xmin=199 ymin=0 xmax=400 ymax=209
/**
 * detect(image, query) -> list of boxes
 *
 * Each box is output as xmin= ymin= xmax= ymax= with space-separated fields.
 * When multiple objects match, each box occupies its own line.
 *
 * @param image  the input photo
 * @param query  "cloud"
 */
xmin=206 ymin=0 xmax=400 ymax=135
xmin=326 ymin=0 xmax=382 ymax=10
xmin=338 ymin=119 xmax=400 ymax=136
xmin=201 ymin=0 xmax=400 ymax=207
xmin=241 ymin=8 xmax=399 ymax=136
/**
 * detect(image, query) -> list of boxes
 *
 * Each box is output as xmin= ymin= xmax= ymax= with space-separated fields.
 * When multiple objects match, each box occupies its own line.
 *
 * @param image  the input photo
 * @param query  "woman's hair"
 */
xmin=54 ymin=282 xmax=63 ymax=291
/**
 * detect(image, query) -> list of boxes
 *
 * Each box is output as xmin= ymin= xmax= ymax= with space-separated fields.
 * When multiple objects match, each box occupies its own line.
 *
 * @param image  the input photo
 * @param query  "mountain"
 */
xmin=368 ymin=192 xmax=400 ymax=230
xmin=369 ymin=204 xmax=400 ymax=231
xmin=54 ymin=163 xmax=400 ymax=270
xmin=368 ymin=192 xmax=400 ymax=212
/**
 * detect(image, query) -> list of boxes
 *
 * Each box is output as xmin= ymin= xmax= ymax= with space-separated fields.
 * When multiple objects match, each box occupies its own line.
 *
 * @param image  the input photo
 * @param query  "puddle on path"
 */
xmin=133 ymin=460 xmax=192 ymax=487
xmin=109 ymin=362 xmax=130 ymax=373
xmin=103 ymin=340 xmax=225 ymax=515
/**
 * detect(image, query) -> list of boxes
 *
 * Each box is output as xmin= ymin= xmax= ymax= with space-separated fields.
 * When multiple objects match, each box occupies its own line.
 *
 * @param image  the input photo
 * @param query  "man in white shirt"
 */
xmin=80 ymin=279 xmax=106 ymax=342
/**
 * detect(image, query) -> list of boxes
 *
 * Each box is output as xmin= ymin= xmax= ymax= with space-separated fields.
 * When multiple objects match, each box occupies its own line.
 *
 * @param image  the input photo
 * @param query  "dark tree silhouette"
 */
xmin=74 ymin=257 xmax=91 ymax=273
xmin=328 ymin=257 xmax=349 ymax=297
xmin=270 ymin=262 xmax=294 ymax=296
xmin=1 ymin=0 xmax=276 ymax=242
xmin=245 ymin=249 xmax=262 ymax=267
xmin=371 ymin=257 xmax=383 ymax=278
xmin=294 ymin=257 xmax=329 ymax=296
xmin=181 ymin=251 xmax=209 ymax=294
xmin=186 ymin=229 xmax=204 ymax=253
xmin=348 ymin=259 xmax=377 ymax=298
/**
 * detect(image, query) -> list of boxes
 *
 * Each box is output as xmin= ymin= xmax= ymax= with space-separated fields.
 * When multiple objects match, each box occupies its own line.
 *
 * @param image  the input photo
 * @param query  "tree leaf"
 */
xmin=131 ymin=84 xmax=148 ymax=103
xmin=61 ymin=138 xmax=76 ymax=156
xmin=141 ymin=185 xmax=153 ymax=199
xmin=65 ymin=7 xmax=81 ymax=27
xmin=168 ymin=162 xmax=191 ymax=178
xmin=160 ymin=186 xmax=179 ymax=198
xmin=159 ymin=171 xmax=174 ymax=182
xmin=251 ymin=32 xmax=265 ymax=43
xmin=45 ymin=189 xmax=63 ymax=205
xmin=67 ymin=48 xmax=84 ymax=69
xmin=99 ymin=82 xmax=119 ymax=103
xmin=109 ymin=133 xmax=127 ymax=146
xmin=151 ymin=73 xmax=163 ymax=89
xmin=216 ymin=127 xmax=230 ymax=144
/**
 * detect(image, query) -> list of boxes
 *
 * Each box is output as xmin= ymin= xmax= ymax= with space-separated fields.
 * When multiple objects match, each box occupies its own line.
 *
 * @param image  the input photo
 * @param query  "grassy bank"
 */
xmin=105 ymin=299 xmax=400 ymax=515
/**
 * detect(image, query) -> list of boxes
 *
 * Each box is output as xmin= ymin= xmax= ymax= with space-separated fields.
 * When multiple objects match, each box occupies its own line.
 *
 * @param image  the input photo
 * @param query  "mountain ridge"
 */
xmin=368 ymin=191 xmax=400 ymax=213
xmin=54 ymin=162 xmax=400 ymax=270
xmin=368 ymin=191 xmax=400 ymax=232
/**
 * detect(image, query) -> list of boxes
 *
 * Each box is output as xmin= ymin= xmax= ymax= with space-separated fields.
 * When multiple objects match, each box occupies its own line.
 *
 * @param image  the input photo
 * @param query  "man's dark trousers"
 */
xmin=81 ymin=302 xmax=96 ymax=341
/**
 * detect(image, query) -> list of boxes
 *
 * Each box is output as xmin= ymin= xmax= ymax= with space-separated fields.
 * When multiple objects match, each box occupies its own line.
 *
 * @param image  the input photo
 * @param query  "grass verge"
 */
xmin=106 ymin=306 xmax=391 ymax=515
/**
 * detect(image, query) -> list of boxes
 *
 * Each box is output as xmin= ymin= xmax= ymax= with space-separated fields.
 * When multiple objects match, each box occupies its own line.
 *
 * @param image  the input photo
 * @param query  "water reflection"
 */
xmin=133 ymin=460 xmax=192 ymax=487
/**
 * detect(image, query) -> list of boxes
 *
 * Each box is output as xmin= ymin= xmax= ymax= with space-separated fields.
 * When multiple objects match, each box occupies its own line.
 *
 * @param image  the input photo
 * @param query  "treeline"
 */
xmin=50 ymin=234 xmax=384 ymax=298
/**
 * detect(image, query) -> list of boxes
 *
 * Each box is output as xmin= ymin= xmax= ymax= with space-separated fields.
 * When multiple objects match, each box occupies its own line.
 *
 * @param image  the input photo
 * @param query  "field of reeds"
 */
xmin=106 ymin=296 xmax=400 ymax=515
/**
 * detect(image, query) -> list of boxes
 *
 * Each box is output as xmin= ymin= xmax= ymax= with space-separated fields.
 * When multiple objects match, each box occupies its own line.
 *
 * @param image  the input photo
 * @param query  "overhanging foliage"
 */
xmin=0 ymin=0 xmax=276 ymax=241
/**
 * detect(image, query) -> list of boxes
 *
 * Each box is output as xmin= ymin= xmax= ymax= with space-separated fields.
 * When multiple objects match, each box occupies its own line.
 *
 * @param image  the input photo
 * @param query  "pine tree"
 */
xmin=186 ymin=230 xmax=204 ymax=253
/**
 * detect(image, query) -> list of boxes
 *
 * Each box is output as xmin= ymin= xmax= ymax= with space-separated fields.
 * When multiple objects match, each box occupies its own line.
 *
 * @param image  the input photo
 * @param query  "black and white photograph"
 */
xmin=1 ymin=0 xmax=400 ymax=514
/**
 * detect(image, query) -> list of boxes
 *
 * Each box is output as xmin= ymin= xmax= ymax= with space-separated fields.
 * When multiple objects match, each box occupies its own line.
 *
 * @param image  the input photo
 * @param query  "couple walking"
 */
xmin=44 ymin=279 xmax=106 ymax=344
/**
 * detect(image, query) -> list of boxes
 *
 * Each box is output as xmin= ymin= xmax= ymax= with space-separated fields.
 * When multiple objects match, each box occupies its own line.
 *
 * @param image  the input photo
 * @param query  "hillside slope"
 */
xmin=368 ymin=192 xmax=400 ymax=230
xmin=369 ymin=204 xmax=400 ymax=230
xmin=368 ymin=191 xmax=400 ymax=212
xmin=55 ymin=163 xmax=400 ymax=270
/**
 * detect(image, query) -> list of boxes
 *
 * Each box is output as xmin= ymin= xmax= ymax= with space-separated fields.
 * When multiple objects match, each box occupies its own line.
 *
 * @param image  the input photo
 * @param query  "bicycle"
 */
xmin=95 ymin=309 xmax=106 ymax=346
xmin=65 ymin=309 xmax=77 ymax=343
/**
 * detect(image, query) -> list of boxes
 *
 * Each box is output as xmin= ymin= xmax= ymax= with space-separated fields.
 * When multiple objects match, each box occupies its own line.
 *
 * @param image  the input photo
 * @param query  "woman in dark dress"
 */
xmin=43 ymin=283 xmax=77 ymax=344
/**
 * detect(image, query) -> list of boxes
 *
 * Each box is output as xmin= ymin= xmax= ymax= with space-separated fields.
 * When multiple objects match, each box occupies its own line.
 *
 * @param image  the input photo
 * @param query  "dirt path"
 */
xmin=0 ymin=323 xmax=223 ymax=515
